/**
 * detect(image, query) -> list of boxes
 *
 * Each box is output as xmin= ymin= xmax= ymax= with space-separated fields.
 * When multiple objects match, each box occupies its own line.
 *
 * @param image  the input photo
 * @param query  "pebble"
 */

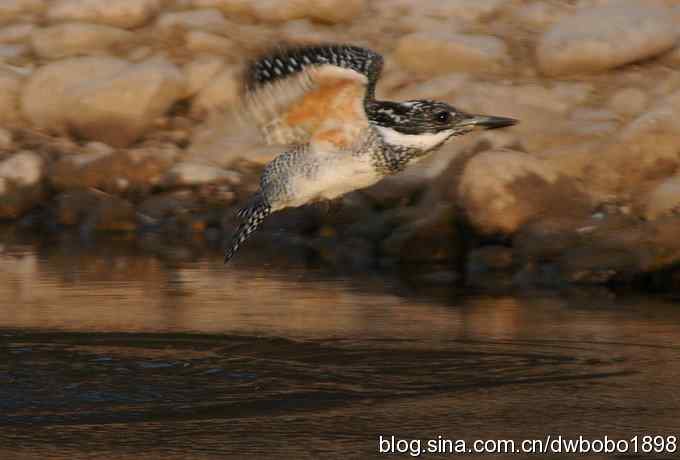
xmin=641 ymin=176 xmax=680 ymax=220
xmin=50 ymin=146 xmax=177 ymax=191
xmin=185 ymin=0 xmax=253 ymax=16
xmin=0 ymin=68 xmax=23 ymax=123
xmin=0 ymin=43 xmax=29 ymax=60
xmin=183 ymin=55 xmax=225 ymax=97
xmin=31 ymin=22 xmax=133 ymax=59
xmin=583 ymin=89 xmax=680 ymax=196
xmin=457 ymin=150 xmax=588 ymax=235
xmin=0 ymin=150 xmax=44 ymax=218
xmin=0 ymin=128 xmax=13 ymax=150
xmin=537 ymin=4 xmax=678 ymax=76
xmin=71 ymin=57 xmax=185 ymax=146
xmin=0 ymin=23 xmax=34 ymax=44
xmin=0 ymin=150 xmax=42 ymax=186
xmin=384 ymin=0 xmax=506 ymax=27
xmin=21 ymin=56 xmax=129 ymax=133
xmin=279 ymin=19 xmax=337 ymax=45
xmin=184 ymin=30 xmax=235 ymax=56
xmin=412 ymin=0 xmax=507 ymax=23
xmin=251 ymin=0 xmax=365 ymax=24
xmin=22 ymin=56 xmax=185 ymax=146
xmin=84 ymin=141 xmax=115 ymax=156
xmin=55 ymin=188 xmax=136 ymax=231
xmin=609 ymin=87 xmax=648 ymax=117
xmin=391 ymin=74 xmax=469 ymax=101
xmin=156 ymin=9 xmax=226 ymax=32
xmin=381 ymin=205 xmax=458 ymax=263
xmin=46 ymin=0 xmax=161 ymax=29
xmin=126 ymin=46 xmax=152 ymax=61
xmin=394 ymin=32 xmax=510 ymax=75
xmin=0 ymin=1 xmax=45 ymax=22
xmin=191 ymin=66 xmax=239 ymax=115
xmin=510 ymin=1 xmax=569 ymax=28
xmin=162 ymin=161 xmax=240 ymax=187
xmin=451 ymin=81 xmax=593 ymax=152
xmin=137 ymin=190 xmax=197 ymax=222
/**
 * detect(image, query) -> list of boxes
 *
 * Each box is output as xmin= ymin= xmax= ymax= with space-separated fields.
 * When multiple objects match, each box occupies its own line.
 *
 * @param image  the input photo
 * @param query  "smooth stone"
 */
xmin=0 ymin=128 xmax=13 ymax=150
xmin=457 ymin=150 xmax=591 ymax=235
xmin=21 ymin=56 xmax=129 ymax=132
xmin=31 ymin=23 xmax=133 ymax=59
xmin=55 ymin=188 xmax=136 ymax=231
xmin=383 ymin=0 xmax=507 ymax=26
xmin=510 ymin=1 xmax=570 ymax=28
xmin=394 ymin=32 xmax=511 ymax=75
xmin=137 ymin=190 xmax=199 ymax=222
xmin=250 ymin=0 xmax=365 ymax=23
xmin=640 ymin=176 xmax=680 ymax=220
xmin=70 ymin=57 xmax=185 ymax=146
xmin=0 ymin=150 xmax=42 ymax=187
xmin=0 ymin=0 xmax=45 ymax=23
xmin=50 ymin=145 xmax=178 ymax=192
xmin=0 ymin=68 xmax=23 ymax=123
xmin=47 ymin=0 xmax=161 ymax=29
xmin=609 ymin=87 xmax=648 ymax=117
xmin=183 ymin=55 xmax=225 ymax=97
xmin=0 ymin=150 xmax=44 ymax=218
xmin=191 ymin=66 xmax=239 ymax=116
xmin=161 ymin=161 xmax=240 ymax=187
xmin=0 ymin=23 xmax=34 ymax=43
xmin=582 ymin=90 xmax=680 ymax=197
xmin=184 ymin=30 xmax=235 ymax=56
xmin=452 ymin=81 xmax=593 ymax=153
xmin=380 ymin=204 xmax=458 ymax=263
xmin=421 ymin=0 xmax=507 ymax=22
xmin=185 ymin=0 xmax=253 ymax=16
xmin=537 ymin=4 xmax=678 ymax=76
xmin=0 ymin=43 xmax=29 ymax=60
xmin=156 ymin=9 xmax=226 ymax=32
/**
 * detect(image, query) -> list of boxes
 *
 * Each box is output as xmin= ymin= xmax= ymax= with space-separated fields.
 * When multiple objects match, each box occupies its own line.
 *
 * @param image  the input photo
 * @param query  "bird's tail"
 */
xmin=224 ymin=194 xmax=272 ymax=263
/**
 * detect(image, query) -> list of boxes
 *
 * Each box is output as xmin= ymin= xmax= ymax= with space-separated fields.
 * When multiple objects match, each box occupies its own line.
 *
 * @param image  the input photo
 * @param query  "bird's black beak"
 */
xmin=457 ymin=113 xmax=518 ymax=130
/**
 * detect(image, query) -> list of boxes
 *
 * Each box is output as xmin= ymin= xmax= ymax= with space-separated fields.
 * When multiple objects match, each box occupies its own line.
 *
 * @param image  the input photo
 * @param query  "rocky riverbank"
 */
xmin=1 ymin=0 xmax=680 ymax=289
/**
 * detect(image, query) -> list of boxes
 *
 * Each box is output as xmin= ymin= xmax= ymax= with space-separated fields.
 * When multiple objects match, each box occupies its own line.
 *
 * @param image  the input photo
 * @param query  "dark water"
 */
xmin=0 ymin=237 xmax=679 ymax=459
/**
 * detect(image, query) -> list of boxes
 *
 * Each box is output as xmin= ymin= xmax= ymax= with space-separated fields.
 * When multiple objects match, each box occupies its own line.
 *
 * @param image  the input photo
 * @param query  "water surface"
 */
xmin=0 ymin=237 xmax=678 ymax=459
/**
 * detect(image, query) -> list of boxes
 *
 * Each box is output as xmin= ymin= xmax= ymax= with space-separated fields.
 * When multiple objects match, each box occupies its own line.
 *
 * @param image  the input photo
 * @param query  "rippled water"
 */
xmin=0 ymin=235 xmax=679 ymax=459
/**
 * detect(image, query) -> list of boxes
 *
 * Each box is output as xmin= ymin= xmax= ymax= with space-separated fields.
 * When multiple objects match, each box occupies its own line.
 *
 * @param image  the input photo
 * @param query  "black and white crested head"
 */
xmin=368 ymin=99 xmax=518 ymax=153
xmin=369 ymin=100 xmax=461 ymax=135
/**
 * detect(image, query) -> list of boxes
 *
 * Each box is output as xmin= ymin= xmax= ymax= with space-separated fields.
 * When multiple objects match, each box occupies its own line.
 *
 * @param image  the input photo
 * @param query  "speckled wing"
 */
xmin=241 ymin=44 xmax=383 ymax=150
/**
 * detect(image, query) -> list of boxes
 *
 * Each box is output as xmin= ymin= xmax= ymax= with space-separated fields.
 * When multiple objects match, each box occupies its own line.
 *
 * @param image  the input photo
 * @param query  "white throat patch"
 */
xmin=376 ymin=126 xmax=453 ymax=151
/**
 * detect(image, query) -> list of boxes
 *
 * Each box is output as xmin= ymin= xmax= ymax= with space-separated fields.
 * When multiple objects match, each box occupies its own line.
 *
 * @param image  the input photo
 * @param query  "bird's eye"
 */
xmin=436 ymin=111 xmax=451 ymax=123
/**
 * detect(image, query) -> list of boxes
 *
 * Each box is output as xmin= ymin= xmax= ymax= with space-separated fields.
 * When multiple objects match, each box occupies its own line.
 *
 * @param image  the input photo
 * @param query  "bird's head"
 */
xmin=369 ymin=100 xmax=518 ymax=152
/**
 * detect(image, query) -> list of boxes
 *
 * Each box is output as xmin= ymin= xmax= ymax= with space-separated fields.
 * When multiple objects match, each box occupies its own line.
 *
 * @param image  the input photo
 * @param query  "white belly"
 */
xmin=287 ymin=157 xmax=380 ymax=208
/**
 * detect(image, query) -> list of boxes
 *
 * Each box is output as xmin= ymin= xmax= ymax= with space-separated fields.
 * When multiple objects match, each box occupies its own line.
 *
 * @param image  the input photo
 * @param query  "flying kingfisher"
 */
xmin=224 ymin=44 xmax=518 ymax=262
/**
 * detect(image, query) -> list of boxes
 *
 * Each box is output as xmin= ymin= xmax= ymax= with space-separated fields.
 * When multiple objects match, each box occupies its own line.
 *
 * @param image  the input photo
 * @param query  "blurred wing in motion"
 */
xmin=225 ymin=45 xmax=384 ymax=263
xmin=240 ymin=44 xmax=384 ymax=148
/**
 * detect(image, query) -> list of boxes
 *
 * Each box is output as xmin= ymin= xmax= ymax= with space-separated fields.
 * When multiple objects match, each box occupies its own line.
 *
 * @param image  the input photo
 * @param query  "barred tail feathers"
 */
xmin=224 ymin=195 xmax=272 ymax=263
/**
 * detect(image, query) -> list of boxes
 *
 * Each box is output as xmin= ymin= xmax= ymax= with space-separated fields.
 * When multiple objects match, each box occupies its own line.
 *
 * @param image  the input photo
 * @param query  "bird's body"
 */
xmin=224 ymin=44 xmax=518 ymax=262
xmin=266 ymin=140 xmax=379 ymax=208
